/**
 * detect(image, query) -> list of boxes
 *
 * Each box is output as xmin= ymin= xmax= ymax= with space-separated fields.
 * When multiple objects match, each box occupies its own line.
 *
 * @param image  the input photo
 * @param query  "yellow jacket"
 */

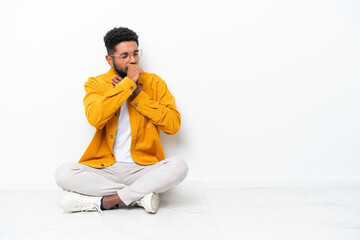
xmin=78 ymin=68 xmax=181 ymax=168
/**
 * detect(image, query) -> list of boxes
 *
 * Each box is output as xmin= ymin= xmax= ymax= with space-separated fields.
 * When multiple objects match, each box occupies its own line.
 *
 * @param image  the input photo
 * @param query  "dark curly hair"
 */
xmin=104 ymin=27 xmax=139 ymax=55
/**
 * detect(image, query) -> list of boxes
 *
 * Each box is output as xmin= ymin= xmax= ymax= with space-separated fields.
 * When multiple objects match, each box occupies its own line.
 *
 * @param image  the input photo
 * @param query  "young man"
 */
xmin=55 ymin=27 xmax=188 ymax=214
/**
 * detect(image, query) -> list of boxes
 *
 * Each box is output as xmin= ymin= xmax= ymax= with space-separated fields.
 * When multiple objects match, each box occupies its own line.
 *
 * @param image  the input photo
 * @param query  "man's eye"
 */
xmin=133 ymin=52 xmax=139 ymax=56
xmin=121 ymin=54 xmax=128 ymax=59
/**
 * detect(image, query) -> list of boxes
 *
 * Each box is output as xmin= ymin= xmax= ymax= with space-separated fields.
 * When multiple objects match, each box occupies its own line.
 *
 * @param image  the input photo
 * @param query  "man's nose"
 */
xmin=129 ymin=55 xmax=137 ymax=64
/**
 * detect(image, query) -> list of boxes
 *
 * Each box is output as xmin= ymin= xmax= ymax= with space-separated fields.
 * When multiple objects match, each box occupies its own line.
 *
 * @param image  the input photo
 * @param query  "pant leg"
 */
xmin=55 ymin=162 xmax=126 ymax=197
xmin=117 ymin=157 xmax=188 ymax=205
xmin=55 ymin=157 xmax=188 ymax=206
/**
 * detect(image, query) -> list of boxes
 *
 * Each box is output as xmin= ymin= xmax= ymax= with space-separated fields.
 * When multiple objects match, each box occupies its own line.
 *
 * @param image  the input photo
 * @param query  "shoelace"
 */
xmin=89 ymin=203 xmax=103 ymax=216
xmin=75 ymin=201 xmax=103 ymax=215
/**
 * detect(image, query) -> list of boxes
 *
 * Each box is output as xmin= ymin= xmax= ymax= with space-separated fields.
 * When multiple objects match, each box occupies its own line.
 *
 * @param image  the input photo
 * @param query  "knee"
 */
xmin=168 ymin=157 xmax=189 ymax=181
xmin=55 ymin=162 xmax=78 ymax=189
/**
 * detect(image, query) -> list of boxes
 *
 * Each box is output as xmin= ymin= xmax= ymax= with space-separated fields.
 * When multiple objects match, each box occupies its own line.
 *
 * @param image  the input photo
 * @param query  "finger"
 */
xmin=114 ymin=75 xmax=123 ymax=81
xmin=112 ymin=78 xmax=120 ymax=84
xmin=111 ymin=79 xmax=118 ymax=86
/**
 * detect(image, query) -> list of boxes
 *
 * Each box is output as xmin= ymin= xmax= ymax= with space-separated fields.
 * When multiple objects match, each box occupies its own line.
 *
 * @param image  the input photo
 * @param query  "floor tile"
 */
xmin=1 ymin=187 xmax=360 ymax=240
xmin=0 ymin=191 xmax=63 ymax=240
xmin=203 ymin=188 xmax=360 ymax=240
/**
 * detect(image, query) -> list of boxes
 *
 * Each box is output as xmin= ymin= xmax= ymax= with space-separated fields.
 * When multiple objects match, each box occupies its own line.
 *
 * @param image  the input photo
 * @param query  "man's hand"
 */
xmin=127 ymin=64 xmax=143 ymax=83
xmin=111 ymin=75 xmax=123 ymax=88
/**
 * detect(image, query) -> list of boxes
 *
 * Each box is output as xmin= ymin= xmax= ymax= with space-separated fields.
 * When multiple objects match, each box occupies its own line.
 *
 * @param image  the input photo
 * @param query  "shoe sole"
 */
xmin=149 ymin=193 xmax=160 ymax=213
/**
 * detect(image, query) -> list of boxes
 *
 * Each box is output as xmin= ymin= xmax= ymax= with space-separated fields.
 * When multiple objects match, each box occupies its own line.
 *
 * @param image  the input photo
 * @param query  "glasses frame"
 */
xmin=109 ymin=49 xmax=142 ymax=60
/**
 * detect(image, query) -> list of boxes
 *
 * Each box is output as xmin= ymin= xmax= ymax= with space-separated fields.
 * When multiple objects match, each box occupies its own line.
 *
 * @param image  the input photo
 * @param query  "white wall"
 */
xmin=0 ymin=0 xmax=359 ymax=190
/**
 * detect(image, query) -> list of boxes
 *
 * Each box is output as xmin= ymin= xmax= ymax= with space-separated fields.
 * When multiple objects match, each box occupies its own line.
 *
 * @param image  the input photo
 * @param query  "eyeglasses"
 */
xmin=110 ymin=49 xmax=142 ymax=60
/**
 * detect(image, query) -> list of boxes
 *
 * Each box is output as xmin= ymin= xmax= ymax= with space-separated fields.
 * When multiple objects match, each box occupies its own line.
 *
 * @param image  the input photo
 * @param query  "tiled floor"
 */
xmin=1 ymin=186 xmax=360 ymax=240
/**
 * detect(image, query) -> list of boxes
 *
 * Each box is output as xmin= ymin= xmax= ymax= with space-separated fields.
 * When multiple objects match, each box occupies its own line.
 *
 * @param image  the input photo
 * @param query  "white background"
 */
xmin=0 ymin=0 xmax=359 ymax=190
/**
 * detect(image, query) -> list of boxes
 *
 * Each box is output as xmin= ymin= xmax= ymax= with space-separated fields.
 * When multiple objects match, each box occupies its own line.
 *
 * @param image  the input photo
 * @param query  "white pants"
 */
xmin=55 ymin=157 xmax=188 ymax=206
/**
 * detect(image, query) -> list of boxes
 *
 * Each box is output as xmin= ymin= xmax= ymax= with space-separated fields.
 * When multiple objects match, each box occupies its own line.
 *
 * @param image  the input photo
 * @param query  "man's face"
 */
xmin=107 ymin=41 xmax=139 ymax=78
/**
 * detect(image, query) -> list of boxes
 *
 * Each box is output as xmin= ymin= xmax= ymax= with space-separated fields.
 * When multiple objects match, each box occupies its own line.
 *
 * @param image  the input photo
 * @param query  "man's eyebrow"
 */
xmin=119 ymin=49 xmax=139 ymax=55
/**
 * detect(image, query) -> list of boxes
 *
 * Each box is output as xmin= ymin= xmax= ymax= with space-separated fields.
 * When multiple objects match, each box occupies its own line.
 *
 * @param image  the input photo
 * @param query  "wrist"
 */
xmin=134 ymin=86 xmax=141 ymax=95
xmin=129 ymin=76 xmax=138 ymax=83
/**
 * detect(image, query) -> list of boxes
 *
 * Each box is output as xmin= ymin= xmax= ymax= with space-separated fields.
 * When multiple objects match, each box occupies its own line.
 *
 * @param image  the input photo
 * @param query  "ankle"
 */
xmin=102 ymin=194 xmax=122 ymax=210
xmin=101 ymin=197 xmax=112 ymax=210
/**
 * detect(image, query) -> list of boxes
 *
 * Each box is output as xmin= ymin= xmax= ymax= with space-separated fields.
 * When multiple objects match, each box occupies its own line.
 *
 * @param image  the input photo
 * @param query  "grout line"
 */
xmin=201 ymin=189 xmax=225 ymax=240
xmin=51 ymin=214 xmax=64 ymax=240
xmin=50 ymin=196 xmax=65 ymax=240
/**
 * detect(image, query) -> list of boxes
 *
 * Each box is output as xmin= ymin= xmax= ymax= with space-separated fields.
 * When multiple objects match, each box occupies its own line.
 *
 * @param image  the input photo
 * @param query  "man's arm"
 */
xmin=83 ymin=76 xmax=137 ymax=129
xmin=129 ymin=76 xmax=181 ymax=135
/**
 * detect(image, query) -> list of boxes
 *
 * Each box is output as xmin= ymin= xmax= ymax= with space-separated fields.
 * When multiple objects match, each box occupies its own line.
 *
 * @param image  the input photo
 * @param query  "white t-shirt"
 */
xmin=113 ymin=101 xmax=135 ymax=163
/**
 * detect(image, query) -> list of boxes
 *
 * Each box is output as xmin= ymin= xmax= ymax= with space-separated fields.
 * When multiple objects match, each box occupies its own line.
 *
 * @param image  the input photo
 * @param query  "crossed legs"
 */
xmin=55 ymin=157 xmax=188 ymax=210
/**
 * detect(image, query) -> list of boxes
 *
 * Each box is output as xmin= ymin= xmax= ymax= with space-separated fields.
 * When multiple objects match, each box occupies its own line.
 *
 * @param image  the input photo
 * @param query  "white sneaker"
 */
xmin=60 ymin=192 xmax=103 ymax=215
xmin=136 ymin=192 xmax=160 ymax=213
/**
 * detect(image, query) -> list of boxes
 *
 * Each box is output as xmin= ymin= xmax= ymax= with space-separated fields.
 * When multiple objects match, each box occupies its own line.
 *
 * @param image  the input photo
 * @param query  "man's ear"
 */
xmin=105 ymin=55 xmax=113 ymax=67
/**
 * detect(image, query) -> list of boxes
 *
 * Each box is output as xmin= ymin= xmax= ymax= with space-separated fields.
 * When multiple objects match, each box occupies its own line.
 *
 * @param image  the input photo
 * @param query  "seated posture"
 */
xmin=55 ymin=27 xmax=188 ymax=214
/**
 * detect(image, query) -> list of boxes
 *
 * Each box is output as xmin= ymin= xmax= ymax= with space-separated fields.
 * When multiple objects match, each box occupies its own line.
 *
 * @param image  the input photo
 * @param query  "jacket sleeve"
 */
xmin=83 ymin=77 xmax=137 ymax=129
xmin=129 ymin=76 xmax=181 ymax=135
